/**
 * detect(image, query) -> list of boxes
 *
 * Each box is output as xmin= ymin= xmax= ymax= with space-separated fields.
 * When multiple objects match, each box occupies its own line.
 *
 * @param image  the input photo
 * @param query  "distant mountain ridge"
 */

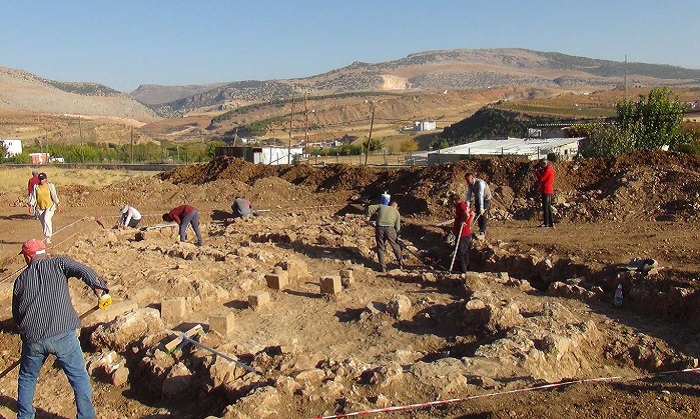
xmin=0 ymin=66 xmax=157 ymax=120
xmin=135 ymin=48 xmax=700 ymax=117
xmin=130 ymin=82 xmax=230 ymax=105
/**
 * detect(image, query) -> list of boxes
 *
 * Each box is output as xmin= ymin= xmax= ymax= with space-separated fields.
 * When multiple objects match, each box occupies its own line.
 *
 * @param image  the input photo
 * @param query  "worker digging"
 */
xmin=449 ymin=192 xmax=475 ymax=274
xmin=11 ymin=239 xmax=111 ymax=419
xmin=162 ymin=204 xmax=204 ymax=246
xmin=117 ymin=204 xmax=142 ymax=230
xmin=366 ymin=200 xmax=404 ymax=272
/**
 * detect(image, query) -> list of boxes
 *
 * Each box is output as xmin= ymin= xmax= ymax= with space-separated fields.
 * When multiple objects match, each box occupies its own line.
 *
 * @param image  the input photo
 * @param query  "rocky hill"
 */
xmin=141 ymin=48 xmax=700 ymax=117
xmin=129 ymin=82 xmax=230 ymax=105
xmin=0 ymin=66 xmax=158 ymax=120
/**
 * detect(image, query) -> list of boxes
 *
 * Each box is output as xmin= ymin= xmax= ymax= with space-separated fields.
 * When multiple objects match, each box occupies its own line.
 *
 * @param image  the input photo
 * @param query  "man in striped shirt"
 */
xmin=12 ymin=239 xmax=111 ymax=419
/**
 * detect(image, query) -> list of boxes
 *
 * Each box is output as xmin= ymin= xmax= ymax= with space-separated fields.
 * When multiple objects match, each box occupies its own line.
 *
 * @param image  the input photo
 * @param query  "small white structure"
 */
xmin=1 ymin=139 xmax=22 ymax=157
xmin=414 ymin=120 xmax=437 ymax=131
xmin=259 ymin=146 xmax=304 ymax=165
xmin=426 ymin=137 xmax=583 ymax=164
xmin=215 ymin=146 xmax=304 ymax=165
xmin=29 ymin=153 xmax=50 ymax=165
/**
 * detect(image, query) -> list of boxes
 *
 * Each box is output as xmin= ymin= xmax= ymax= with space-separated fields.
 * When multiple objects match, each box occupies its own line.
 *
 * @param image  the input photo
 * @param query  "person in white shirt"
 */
xmin=117 ymin=205 xmax=142 ymax=229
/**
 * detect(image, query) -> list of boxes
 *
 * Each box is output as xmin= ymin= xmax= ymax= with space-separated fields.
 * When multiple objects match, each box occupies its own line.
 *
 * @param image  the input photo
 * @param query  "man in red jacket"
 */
xmin=451 ymin=193 xmax=475 ymax=273
xmin=162 ymin=205 xmax=203 ymax=246
xmin=27 ymin=169 xmax=40 ymax=215
xmin=534 ymin=159 xmax=555 ymax=228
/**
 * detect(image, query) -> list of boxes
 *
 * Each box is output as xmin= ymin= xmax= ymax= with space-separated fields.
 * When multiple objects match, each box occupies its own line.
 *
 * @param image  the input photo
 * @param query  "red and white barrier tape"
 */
xmin=313 ymin=367 xmax=700 ymax=419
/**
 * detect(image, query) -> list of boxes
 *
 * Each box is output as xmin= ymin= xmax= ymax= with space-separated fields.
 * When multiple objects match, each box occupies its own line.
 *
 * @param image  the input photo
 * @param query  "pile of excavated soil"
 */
xmin=160 ymin=152 xmax=700 ymax=223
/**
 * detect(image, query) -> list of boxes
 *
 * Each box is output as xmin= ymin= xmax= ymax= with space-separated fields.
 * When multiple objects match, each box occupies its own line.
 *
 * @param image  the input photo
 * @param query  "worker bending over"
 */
xmin=117 ymin=204 xmax=142 ymax=229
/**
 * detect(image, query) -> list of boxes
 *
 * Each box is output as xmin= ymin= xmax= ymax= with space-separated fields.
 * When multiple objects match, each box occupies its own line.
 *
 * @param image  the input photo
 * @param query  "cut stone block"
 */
xmin=160 ymin=297 xmax=187 ymax=325
xmin=339 ymin=269 xmax=354 ymax=279
xmin=248 ymin=291 xmax=271 ymax=309
xmin=265 ymin=272 xmax=289 ymax=290
xmin=320 ymin=276 xmax=342 ymax=295
xmin=209 ymin=308 xmax=235 ymax=337
xmin=110 ymin=366 xmax=129 ymax=386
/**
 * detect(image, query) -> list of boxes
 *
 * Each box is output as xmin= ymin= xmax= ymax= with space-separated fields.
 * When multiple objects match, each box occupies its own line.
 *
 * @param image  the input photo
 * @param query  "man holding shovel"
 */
xmin=450 ymin=193 xmax=475 ymax=273
xmin=12 ymin=239 xmax=111 ymax=419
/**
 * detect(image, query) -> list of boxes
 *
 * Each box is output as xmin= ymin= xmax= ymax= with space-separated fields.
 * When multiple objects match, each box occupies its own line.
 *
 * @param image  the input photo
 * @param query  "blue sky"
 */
xmin=2 ymin=0 xmax=699 ymax=92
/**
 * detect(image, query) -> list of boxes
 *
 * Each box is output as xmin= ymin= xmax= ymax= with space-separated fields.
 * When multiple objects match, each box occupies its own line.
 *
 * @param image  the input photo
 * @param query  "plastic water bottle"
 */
xmin=380 ymin=191 xmax=391 ymax=206
xmin=614 ymin=284 xmax=623 ymax=307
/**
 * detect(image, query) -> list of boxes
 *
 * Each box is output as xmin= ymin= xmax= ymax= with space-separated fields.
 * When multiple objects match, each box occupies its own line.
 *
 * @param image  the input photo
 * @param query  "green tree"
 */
xmin=363 ymin=137 xmax=384 ymax=152
xmin=399 ymin=138 xmax=419 ymax=154
xmin=616 ymin=87 xmax=688 ymax=150
xmin=206 ymin=140 xmax=227 ymax=159
xmin=580 ymin=122 xmax=636 ymax=157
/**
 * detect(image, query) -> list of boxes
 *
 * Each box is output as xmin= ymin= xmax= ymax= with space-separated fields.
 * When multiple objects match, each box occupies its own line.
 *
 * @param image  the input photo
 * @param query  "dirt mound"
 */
xmin=160 ymin=152 xmax=700 ymax=223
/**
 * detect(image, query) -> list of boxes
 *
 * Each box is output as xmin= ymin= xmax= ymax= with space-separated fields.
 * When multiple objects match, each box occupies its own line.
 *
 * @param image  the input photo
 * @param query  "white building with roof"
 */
xmin=1 ymin=138 xmax=22 ymax=157
xmin=414 ymin=120 xmax=437 ymax=131
xmin=421 ymin=137 xmax=583 ymax=165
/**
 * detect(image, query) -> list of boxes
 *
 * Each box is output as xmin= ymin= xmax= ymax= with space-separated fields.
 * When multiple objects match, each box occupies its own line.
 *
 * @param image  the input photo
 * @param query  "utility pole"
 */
xmin=624 ymin=54 xmax=628 ymax=100
xmin=78 ymin=116 xmax=84 ymax=163
xmin=364 ymin=102 xmax=376 ymax=166
xmin=288 ymin=93 xmax=295 ymax=164
xmin=130 ymin=126 xmax=134 ymax=164
xmin=303 ymin=91 xmax=309 ymax=144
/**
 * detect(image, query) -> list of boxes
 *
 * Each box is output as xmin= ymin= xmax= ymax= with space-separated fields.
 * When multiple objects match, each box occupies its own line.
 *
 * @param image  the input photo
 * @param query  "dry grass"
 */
xmin=0 ymin=167 xmax=160 ymax=194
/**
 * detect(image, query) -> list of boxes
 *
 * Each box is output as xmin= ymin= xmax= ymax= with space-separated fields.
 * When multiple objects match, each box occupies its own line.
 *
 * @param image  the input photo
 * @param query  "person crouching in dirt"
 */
xmin=13 ymin=239 xmax=111 ymax=419
xmin=451 ymin=193 xmax=475 ymax=273
xmin=231 ymin=196 xmax=254 ymax=218
xmin=534 ymin=159 xmax=555 ymax=228
xmin=162 ymin=205 xmax=203 ymax=246
xmin=464 ymin=172 xmax=492 ymax=238
xmin=117 ymin=204 xmax=142 ymax=229
xmin=367 ymin=201 xmax=404 ymax=273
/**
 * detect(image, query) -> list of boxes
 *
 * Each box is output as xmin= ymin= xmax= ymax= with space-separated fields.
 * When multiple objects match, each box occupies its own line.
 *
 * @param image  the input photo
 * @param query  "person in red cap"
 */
xmin=13 ymin=239 xmax=111 ymax=419
xmin=162 ymin=204 xmax=203 ymax=246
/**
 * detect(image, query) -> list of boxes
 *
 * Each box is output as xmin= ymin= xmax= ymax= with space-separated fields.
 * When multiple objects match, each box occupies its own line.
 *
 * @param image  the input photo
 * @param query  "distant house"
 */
xmin=425 ymin=137 xmax=583 ymax=165
xmin=28 ymin=153 xmax=50 ymax=165
xmin=215 ymin=146 xmax=304 ymax=165
xmin=1 ymin=138 xmax=22 ymax=157
xmin=414 ymin=121 xmax=437 ymax=132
